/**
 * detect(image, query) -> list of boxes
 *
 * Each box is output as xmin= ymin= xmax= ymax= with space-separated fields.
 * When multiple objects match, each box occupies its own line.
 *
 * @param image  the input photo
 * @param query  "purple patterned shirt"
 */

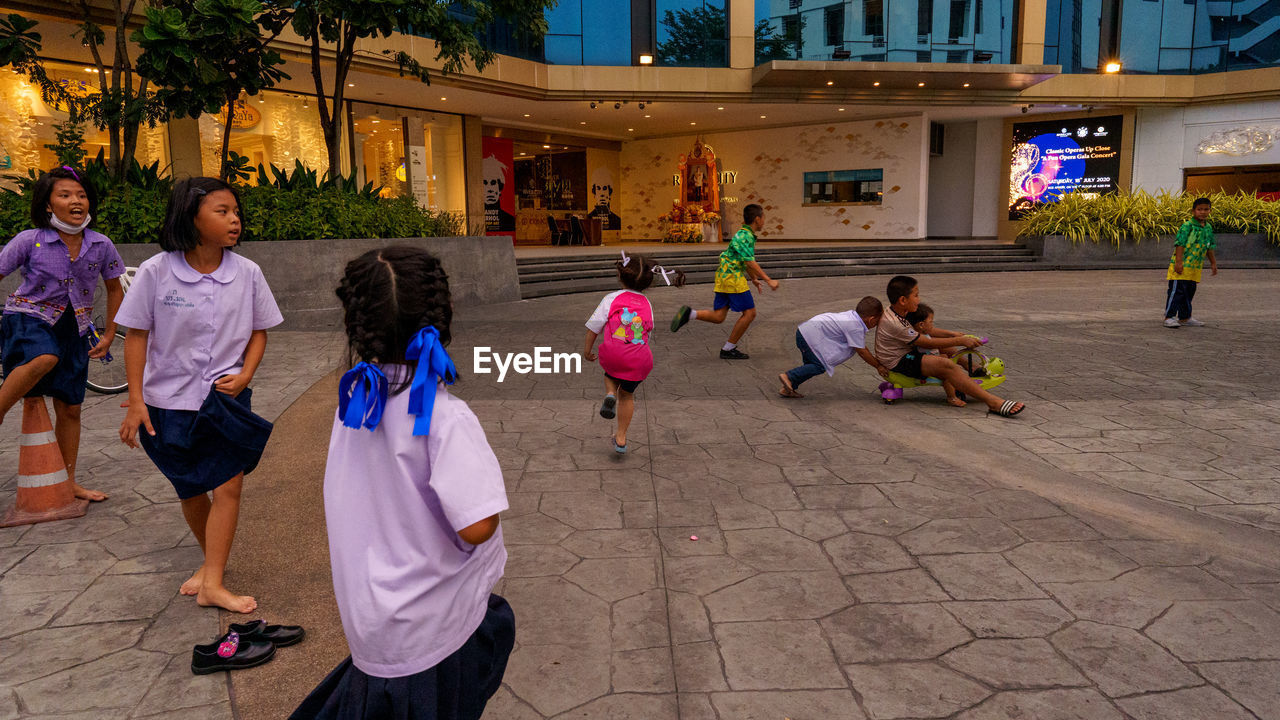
xmin=0 ymin=228 xmax=126 ymax=336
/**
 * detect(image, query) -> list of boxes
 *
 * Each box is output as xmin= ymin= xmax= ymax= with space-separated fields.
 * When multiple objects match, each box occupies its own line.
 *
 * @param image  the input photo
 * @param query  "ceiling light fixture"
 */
xmin=963 ymin=82 xmax=970 ymax=87
xmin=1104 ymin=61 xmax=1122 ymax=73
xmin=826 ymin=80 xmax=834 ymax=86
xmin=918 ymin=82 xmax=925 ymax=87
xmin=838 ymin=107 xmax=845 ymax=111
xmin=638 ymin=54 xmax=654 ymax=65
xmin=348 ymin=82 xmax=355 ymax=87
xmin=523 ymin=113 xmax=530 ymax=117
xmin=759 ymin=115 xmax=767 ymax=119
xmin=717 ymin=106 xmax=724 ymax=110
xmin=873 ymin=81 xmax=880 ymax=87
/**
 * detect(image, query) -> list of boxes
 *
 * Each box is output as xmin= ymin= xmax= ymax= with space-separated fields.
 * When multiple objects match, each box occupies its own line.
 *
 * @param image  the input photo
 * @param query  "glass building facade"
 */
xmin=758 ymin=0 xmax=1018 ymax=64
xmin=1045 ymin=0 xmax=1280 ymax=74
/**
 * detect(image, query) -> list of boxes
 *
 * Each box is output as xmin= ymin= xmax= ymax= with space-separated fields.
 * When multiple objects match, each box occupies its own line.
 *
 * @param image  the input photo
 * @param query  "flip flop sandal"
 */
xmin=191 ymin=631 xmax=276 ymax=675
xmin=777 ymin=373 xmax=804 ymax=398
xmin=228 ymin=619 xmax=306 ymax=647
xmin=989 ymin=400 xmax=1026 ymax=418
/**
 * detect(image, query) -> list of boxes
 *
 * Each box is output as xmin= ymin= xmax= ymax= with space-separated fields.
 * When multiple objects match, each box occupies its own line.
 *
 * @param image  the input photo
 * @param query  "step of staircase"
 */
xmin=516 ymin=243 xmax=1038 ymax=298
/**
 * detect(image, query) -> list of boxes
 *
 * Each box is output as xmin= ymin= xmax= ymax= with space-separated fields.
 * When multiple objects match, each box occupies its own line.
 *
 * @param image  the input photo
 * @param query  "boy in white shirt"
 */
xmin=778 ymin=296 xmax=886 ymax=398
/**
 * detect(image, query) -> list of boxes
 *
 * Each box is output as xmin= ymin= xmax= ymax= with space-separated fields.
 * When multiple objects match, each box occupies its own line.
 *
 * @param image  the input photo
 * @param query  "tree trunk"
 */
xmin=220 ymin=97 xmax=235 ymax=179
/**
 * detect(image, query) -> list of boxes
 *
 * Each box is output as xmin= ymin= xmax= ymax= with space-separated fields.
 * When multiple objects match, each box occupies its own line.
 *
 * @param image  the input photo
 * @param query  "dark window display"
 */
xmin=803 ymin=169 xmax=883 ymax=204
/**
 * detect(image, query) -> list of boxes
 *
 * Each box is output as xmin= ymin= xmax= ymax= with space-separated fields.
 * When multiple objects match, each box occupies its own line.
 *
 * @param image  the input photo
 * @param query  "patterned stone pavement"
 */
xmin=5 ymin=268 xmax=1280 ymax=719
xmin=459 ymin=269 xmax=1280 ymax=720
xmin=0 ymin=331 xmax=344 ymax=719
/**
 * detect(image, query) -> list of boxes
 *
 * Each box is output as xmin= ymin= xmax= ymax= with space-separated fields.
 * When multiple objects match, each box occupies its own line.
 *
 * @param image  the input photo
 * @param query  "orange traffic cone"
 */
xmin=0 ymin=397 xmax=88 ymax=527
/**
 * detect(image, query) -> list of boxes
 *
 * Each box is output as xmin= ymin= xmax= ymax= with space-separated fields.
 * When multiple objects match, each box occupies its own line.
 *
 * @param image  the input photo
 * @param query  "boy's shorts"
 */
xmin=890 ymin=351 xmax=926 ymax=381
xmin=0 ymin=310 xmax=89 ymax=405
xmin=713 ymin=291 xmax=755 ymax=312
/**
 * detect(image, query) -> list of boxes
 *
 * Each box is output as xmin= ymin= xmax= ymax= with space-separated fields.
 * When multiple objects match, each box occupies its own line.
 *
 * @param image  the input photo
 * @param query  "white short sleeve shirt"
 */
xmin=114 ymin=250 xmax=283 ymax=410
xmin=798 ymin=310 xmax=868 ymax=375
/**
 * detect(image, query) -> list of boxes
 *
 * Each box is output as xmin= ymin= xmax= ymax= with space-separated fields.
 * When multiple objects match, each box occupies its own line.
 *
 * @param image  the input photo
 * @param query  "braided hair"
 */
xmin=335 ymin=246 xmax=453 ymax=394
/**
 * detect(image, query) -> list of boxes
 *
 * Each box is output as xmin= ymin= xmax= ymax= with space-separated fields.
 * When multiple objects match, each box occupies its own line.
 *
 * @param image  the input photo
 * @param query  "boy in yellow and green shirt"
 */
xmin=1164 ymin=197 xmax=1217 ymax=328
xmin=670 ymin=203 xmax=778 ymax=359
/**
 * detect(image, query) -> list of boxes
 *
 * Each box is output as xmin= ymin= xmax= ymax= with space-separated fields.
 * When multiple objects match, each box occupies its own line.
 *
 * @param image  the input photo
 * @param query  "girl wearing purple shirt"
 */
xmin=291 ymin=247 xmax=512 ymax=720
xmin=117 ymin=177 xmax=283 ymax=615
xmin=0 ymin=166 xmax=125 ymax=502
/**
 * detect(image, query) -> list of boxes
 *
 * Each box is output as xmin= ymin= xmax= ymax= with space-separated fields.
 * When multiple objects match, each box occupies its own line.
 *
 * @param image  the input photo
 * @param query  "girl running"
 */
xmin=583 ymin=251 xmax=684 ymax=453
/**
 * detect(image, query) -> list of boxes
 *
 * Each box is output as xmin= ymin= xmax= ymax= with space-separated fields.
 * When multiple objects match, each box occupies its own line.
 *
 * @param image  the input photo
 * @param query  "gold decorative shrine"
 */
xmin=661 ymin=137 xmax=722 ymax=242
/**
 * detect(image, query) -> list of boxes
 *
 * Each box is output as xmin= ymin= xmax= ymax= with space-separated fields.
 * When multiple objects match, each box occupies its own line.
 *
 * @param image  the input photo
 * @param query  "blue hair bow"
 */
xmin=405 ymin=326 xmax=457 ymax=436
xmin=338 ymin=362 xmax=388 ymax=432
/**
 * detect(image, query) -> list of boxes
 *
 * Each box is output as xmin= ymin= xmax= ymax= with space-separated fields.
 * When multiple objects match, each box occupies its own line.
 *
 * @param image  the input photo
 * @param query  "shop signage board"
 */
xmin=482 ymin=136 xmax=516 ymax=234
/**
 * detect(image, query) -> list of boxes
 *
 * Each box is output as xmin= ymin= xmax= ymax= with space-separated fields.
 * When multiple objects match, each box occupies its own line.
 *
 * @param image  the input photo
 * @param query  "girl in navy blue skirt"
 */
xmin=291 ymin=247 xmax=512 ymax=720
xmin=117 ymin=177 xmax=282 ymax=614
xmin=0 ymin=166 xmax=125 ymax=502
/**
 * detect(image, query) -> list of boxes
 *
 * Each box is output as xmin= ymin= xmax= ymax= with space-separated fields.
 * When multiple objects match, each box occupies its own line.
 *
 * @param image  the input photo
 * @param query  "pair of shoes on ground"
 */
xmin=599 ymin=395 xmax=627 ymax=453
xmin=1164 ymin=317 xmax=1205 ymax=328
xmin=670 ymin=306 xmax=750 ymax=359
xmin=191 ymin=620 xmax=306 ymax=675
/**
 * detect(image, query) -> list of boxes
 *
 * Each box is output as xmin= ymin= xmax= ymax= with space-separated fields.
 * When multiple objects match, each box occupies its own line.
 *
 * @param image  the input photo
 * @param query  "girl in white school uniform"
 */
xmin=117 ymin=177 xmax=282 ymax=614
xmin=291 ymin=246 xmax=513 ymax=720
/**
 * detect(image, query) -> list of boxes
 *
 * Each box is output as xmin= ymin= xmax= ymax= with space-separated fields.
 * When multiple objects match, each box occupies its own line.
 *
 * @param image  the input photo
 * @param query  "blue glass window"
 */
xmin=544 ymin=0 xmax=632 ymax=66
xmin=656 ymin=0 xmax=729 ymax=67
xmin=759 ymin=0 xmax=1014 ymax=64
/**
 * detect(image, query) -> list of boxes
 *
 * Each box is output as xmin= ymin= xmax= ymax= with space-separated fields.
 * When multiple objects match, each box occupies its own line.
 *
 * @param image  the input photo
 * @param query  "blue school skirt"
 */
xmin=0 ymin=310 xmax=89 ymax=405
xmin=139 ymin=386 xmax=273 ymax=500
xmin=290 ymin=595 xmax=515 ymax=720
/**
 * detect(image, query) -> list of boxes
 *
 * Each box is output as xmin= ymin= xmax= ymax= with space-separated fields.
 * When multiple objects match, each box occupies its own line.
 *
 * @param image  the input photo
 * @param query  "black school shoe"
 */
xmin=228 ymin=619 xmax=307 ymax=647
xmin=720 ymin=348 xmax=750 ymax=360
xmin=191 ymin=631 xmax=276 ymax=675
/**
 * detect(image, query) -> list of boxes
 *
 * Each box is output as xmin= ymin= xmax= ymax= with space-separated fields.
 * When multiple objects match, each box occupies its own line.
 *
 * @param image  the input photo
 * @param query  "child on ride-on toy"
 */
xmin=875 ymin=275 xmax=1025 ymax=417
xmin=905 ymin=303 xmax=976 ymax=407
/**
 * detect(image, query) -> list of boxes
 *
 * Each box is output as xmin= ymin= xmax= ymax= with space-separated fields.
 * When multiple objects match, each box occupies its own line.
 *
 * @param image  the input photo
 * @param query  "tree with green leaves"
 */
xmin=267 ymin=0 xmax=554 ymax=177
xmin=134 ymin=0 xmax=289 ymax=179
xmin=654 ymin=5 xmax=799 ymax=66
xmin=0 ymin=5 xmax=166 ymax=181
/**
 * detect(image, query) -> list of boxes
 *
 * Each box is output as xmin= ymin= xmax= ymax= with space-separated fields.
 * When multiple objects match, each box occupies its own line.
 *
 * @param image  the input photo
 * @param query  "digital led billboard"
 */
xmin=1009 ymin=115 xmax=1123 ymax=219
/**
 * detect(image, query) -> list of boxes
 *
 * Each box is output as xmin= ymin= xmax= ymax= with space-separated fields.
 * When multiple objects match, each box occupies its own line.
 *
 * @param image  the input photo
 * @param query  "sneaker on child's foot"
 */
xmin=1181 ymin=317 xmax=1205 ymax=327
xmin=671 ymin=306 xmax=691 ymax=332
xmin=1163 ymin=318 xmax=1181 ymax=328
xmin=599 ymin=394 xmax=617 ymax=419
xmin=719 ymin=348 xmax=750 ymax=360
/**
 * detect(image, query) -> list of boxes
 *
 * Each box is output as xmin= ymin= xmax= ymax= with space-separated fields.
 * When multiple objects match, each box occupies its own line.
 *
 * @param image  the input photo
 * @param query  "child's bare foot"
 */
xmin=197 ymin=584 xmax=257 ymax=614
xmin=180 ymin=566 xmax=205 ymax=596
xmin=946 ymin=396 xmax=967 ymax=407
xmin=778 ymin=373 xmax=804 ymax=398
xmin=73 ymin=483 xmax=108 ymax=502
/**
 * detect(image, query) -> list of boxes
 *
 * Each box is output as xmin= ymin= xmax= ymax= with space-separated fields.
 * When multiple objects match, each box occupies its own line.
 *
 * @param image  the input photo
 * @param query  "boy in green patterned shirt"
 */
xmin=1164 ymin=197 xmax=1218 ymax=328
xmin=670 ymin=203 xmax=778 ymax=359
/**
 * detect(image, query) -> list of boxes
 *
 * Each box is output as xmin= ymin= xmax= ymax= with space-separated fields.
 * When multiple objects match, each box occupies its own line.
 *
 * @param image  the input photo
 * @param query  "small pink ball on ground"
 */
xmin=689 ymin=535 xmax=698 ymax=541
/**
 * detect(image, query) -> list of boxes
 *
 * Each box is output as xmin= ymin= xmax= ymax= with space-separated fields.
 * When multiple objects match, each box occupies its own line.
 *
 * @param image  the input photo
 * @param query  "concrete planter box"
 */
xmin=3 ymin=236 xmax=518 ymax=330
xmin=1025 ymin=233 xmax=1280 ymax=267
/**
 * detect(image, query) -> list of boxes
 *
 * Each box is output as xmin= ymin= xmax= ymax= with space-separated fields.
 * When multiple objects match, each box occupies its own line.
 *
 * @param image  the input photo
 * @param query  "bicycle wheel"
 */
xmin=86 ymin=330 xmax=129 ymax=395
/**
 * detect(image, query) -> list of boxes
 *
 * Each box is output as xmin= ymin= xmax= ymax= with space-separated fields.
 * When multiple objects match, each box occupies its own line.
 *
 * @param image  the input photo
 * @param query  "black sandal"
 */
xmin=989 ymin=400 xmax=1025 ymax=418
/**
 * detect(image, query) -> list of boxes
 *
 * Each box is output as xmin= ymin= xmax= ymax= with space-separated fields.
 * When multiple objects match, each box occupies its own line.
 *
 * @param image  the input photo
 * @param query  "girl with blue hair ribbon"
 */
xmin=292 ymin=246 xmax=513 ymax=720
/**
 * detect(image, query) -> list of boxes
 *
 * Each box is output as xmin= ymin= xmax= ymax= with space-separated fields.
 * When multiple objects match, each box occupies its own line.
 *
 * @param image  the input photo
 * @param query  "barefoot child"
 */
xmin=876 ymin=275 xmax=1026 ymax=417
xmin=291 ymin=247 xmax=513 ymax=720
xmin=905 ymin=303 xmax=969 ymax=407
xmin=117 ymin=177 xmax=282 ymax=613
xmin=777 ymin=296 xmax=886 ymax=398
xmin=0 ymin=166 xmax=123 ymax=502
xmin=670 ymin=203 xmax=778 ymax=359
xmin=583 ymin=251 xmax=685 ymax=452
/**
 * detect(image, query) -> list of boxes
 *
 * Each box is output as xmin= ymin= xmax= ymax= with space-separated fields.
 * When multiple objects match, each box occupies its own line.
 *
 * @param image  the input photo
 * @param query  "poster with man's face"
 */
xmin=482 ymin=137 xmax=515 ymax=234
xmin=588 ymin=165 xmax=621 ymax=230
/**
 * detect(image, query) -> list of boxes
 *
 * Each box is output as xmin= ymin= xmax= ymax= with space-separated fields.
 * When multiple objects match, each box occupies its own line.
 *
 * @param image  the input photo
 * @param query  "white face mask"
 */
xmin=48 ymin=213 xmax=91 ymax=235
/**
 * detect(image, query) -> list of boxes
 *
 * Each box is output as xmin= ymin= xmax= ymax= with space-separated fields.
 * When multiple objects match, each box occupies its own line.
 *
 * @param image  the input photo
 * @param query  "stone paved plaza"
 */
xmin=4 ymin=269 xmax=1280 ymax=719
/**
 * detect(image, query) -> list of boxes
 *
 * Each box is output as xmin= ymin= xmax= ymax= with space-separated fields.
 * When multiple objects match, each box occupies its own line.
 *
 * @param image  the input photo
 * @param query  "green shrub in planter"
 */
xmin=1018 ymin=190 xmax=1280 ymax=245
xmin=1 ymin=158 xmax=464 ymax=244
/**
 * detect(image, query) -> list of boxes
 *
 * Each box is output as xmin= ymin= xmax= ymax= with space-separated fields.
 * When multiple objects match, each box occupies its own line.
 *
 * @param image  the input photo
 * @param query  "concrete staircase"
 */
xmin=516 ymin=242 xmax=1037 ymax=298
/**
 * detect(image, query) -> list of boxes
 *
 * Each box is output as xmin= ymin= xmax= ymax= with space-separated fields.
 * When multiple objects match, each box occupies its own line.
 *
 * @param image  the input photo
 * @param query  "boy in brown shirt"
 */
xmin=875 ymin=275 xmax=1026 ymax=417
